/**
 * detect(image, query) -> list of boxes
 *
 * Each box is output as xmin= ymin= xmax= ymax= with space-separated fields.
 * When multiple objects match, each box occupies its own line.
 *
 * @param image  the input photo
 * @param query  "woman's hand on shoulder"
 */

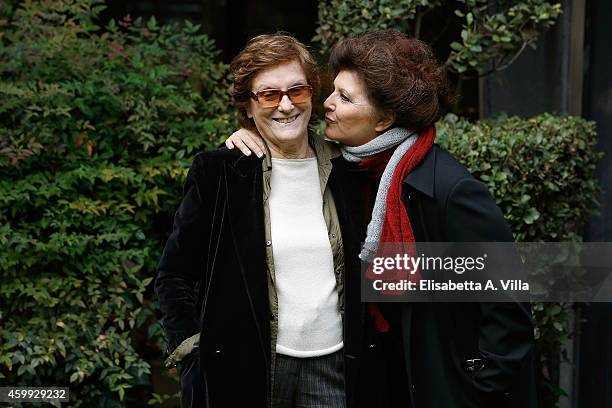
xmin=225 ymin=128 xmax=266 ymax=158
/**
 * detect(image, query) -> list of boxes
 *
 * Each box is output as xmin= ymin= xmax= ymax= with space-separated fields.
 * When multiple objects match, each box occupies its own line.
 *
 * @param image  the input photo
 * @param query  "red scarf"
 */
xmin=359 ymin=126 xmax=436 ymax=332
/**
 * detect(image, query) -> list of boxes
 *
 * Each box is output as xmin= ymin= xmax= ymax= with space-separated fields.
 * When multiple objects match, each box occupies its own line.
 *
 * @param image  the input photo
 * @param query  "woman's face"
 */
xmin=323 ymin=70 xmax=390 ymax=147
xmin=247 ymin=60 xmax=312 ymax=150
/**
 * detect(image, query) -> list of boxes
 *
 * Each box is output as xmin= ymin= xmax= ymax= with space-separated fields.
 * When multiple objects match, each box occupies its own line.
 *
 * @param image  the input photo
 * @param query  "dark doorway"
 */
xmin=102 ymin=0 xmax=319 ymax=62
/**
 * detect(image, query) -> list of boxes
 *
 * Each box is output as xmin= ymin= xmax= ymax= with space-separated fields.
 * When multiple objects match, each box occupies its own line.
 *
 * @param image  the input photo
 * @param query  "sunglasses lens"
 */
xmin=287 ymin=86 xmax=312 ymax=104
xmin=258 ymin=90 xmax=282 ymax=108
xmin=254 ymin=86 xmax=312 ymax=108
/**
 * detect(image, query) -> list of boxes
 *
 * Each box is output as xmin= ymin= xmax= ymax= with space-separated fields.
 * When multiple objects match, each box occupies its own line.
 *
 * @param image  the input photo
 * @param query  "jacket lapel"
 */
xmin=329 ymin=157 xmax=369 ymax=263
xmin=328 ymin=157 xmax=369 ymax=353
xmin=224 ymin=155 xmax=270 ymax=353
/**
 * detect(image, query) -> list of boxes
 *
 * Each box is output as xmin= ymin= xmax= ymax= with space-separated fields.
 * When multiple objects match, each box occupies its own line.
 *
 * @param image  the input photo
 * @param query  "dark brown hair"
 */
xmin=329 ymin=30 xmax=455 ymax=131
xmin=230 ymin=34 xmax=320 ymax=129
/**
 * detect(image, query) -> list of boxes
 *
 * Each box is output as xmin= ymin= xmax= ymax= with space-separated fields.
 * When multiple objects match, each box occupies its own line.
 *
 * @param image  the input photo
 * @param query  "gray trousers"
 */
xmin=272 ymin=350 xmax=346 ymax=408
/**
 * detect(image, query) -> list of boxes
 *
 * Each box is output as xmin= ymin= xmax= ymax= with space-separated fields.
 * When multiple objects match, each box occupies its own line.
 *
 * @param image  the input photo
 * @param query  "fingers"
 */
xmin=233 ymin=138 xmax=254 ymax=156
xmin=225 ymin=129 xmax=266 ymax=158
xmin=243 ymin=136 xmax=265 ymax=158
xmin=255 ymin=135 xmax=266 ymax=155
xmin=225 ymin=133 xmax=253 ymax=156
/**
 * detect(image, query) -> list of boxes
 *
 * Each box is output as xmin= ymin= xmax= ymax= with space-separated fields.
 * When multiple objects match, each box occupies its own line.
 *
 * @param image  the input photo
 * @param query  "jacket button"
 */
xmin=266 ymin=240 xmax=272 ymax=246
xmin=368 ymin=343 xmax=375 ymax=349
xmin=331 ymin=234 xmax=336 ymax=238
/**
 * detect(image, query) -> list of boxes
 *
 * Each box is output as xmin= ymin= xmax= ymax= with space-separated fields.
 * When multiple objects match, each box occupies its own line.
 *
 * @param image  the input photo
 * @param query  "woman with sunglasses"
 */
xmin=154 ymin=34 xmax=384 ymax=408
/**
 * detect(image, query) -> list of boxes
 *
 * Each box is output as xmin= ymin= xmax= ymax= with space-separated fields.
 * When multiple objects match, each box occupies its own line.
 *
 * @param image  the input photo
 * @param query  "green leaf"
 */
xmin=147 ymin=16 xmax=158 ymax=31
xmin=523 ymin=208 xmax=540 ymax=224
xmin=17 ymin=365 xmax=27 ymax=376
xmin=450 ymin=41 xmax=463 ymax=51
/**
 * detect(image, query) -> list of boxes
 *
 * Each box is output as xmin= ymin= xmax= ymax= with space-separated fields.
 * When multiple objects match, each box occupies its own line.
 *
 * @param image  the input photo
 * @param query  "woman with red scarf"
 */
xmin=227 ymin=30 xmax=536 ymax=408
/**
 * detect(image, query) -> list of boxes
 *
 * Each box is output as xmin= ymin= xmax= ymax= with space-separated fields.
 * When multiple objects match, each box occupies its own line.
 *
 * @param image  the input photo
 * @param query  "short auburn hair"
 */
xmin=329 ymin=30 xmax=455 ymax=131
xmin=230 ymin=34 xmax=320 ymax=130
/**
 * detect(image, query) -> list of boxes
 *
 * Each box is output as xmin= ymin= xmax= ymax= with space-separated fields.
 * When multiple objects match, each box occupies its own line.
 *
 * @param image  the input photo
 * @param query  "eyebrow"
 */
xmin=254 ymin=80 xmax=308 ymax=92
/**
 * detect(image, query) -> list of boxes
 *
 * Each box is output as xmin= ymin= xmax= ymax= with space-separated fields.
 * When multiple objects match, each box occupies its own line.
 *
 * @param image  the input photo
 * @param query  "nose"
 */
xmin=323 ymin=93 xmax=334 ymax=111
xmin=277 ymin=94 xmax=294 ymax=112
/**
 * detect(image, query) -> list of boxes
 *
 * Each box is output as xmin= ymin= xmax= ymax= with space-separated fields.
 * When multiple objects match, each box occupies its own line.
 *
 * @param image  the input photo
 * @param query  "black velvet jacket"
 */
xmin=154 ymin=147 xmax=382 ymax=408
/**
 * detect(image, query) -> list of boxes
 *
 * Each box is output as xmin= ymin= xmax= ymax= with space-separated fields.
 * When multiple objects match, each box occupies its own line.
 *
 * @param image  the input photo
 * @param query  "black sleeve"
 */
xmin=154 ymin=154 xmax=212 ymax=353
xmin=446 ymin=178 xmax=534 ymax=393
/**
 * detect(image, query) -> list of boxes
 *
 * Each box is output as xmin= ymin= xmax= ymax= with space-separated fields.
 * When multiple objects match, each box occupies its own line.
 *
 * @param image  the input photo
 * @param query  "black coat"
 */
xmin=379 ymin=145 xmax=537 ymax=408
xmin=154 ymin=148 xmax=381 ymax=408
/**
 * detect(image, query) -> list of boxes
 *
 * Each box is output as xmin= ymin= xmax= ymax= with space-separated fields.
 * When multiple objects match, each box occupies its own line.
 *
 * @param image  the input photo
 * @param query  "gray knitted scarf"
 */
xmin=340 ymin=127 xmax=418 ymax=262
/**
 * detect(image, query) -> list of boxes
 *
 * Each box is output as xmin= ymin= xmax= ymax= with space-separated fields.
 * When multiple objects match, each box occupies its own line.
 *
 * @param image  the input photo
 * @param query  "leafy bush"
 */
xmin=437 ymin=113 xmax=602 ymax=405
xmin=438 ymin=114 xmax=600 ymax=242
xmin=0 ymin=0 xmax=232 ymax=405
xmin=314 ymin=0 xmax=562 ymax=76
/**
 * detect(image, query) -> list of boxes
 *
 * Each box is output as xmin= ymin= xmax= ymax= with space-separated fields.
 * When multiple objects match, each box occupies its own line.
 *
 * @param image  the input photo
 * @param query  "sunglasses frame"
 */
xmin=250 ymin=84 xmax=313 ymax=108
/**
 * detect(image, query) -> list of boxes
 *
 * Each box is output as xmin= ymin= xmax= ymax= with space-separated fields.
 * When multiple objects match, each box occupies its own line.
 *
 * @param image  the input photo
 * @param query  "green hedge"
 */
xmin=0 ymin=0 xmax=232 ymax=406
xmin=438 ymin=114 xmax=600 ymax=243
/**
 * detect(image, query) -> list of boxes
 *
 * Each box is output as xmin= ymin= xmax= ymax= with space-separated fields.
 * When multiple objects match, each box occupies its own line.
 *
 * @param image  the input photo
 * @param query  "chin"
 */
xmin=325 ymin=128 xmax=352 ymax=146
xmin=323 ymin=127 xmax=337 ymax=140
xmin=272 ymin=128 xmax=309 ymax=143
xmin=278 ymin=132 xmax=304 ymax=142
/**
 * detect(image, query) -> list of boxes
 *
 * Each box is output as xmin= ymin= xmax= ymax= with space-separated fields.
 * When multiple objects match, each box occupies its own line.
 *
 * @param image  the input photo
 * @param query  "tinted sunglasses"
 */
xmin=250 ymin=85 xmax=313 ymax=108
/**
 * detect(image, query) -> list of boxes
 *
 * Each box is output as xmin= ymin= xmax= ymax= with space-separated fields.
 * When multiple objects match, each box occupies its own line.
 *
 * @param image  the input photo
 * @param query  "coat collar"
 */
xmin=226 ymin=149 xmax=262 ymax=179
xmin=403 ymin=143 xmax=437 ymax=198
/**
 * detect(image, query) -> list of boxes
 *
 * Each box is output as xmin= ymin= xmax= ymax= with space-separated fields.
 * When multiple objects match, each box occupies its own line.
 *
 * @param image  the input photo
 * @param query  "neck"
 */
xmin=267 ymin=136 xmax=315 ymax=159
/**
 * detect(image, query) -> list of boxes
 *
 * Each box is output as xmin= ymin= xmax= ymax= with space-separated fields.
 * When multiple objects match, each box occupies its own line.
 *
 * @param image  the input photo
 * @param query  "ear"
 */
xmin=374 ymin=111 xmax=395 ymax=133
xmin=246 ymin=105 xmax=253 ymax=119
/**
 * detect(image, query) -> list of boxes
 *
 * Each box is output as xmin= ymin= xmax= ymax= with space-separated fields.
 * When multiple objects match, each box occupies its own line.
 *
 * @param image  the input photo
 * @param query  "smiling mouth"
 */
xmin=273 ymin=115 xmax=299 ymax=124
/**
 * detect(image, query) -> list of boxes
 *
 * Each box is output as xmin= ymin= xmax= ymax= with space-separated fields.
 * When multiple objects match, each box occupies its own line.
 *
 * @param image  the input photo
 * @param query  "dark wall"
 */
xmin=103 ymin=0 xmax=319 ymax=63
xmin=580 ymin=1 xmax=612 ymax=408
xmin=578 ymin=303 xmax=612 ymax=407
xmin=203 ymin=0 xmax=319 ymax=62
xmin=480 ymin=24 xmax=567 ymax=117
xmin=584 ymin=0 xmax=612 ymax=243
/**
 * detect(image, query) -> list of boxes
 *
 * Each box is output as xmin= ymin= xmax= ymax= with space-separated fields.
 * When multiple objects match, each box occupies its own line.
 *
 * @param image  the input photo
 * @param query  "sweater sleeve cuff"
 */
xmin=164 ymin=333 xmax=200 ymax=368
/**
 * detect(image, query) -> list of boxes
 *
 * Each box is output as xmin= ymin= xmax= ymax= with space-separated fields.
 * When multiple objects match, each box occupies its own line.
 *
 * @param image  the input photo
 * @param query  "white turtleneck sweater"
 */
xmin=269 ymin=157 xmax=343 ymax=358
